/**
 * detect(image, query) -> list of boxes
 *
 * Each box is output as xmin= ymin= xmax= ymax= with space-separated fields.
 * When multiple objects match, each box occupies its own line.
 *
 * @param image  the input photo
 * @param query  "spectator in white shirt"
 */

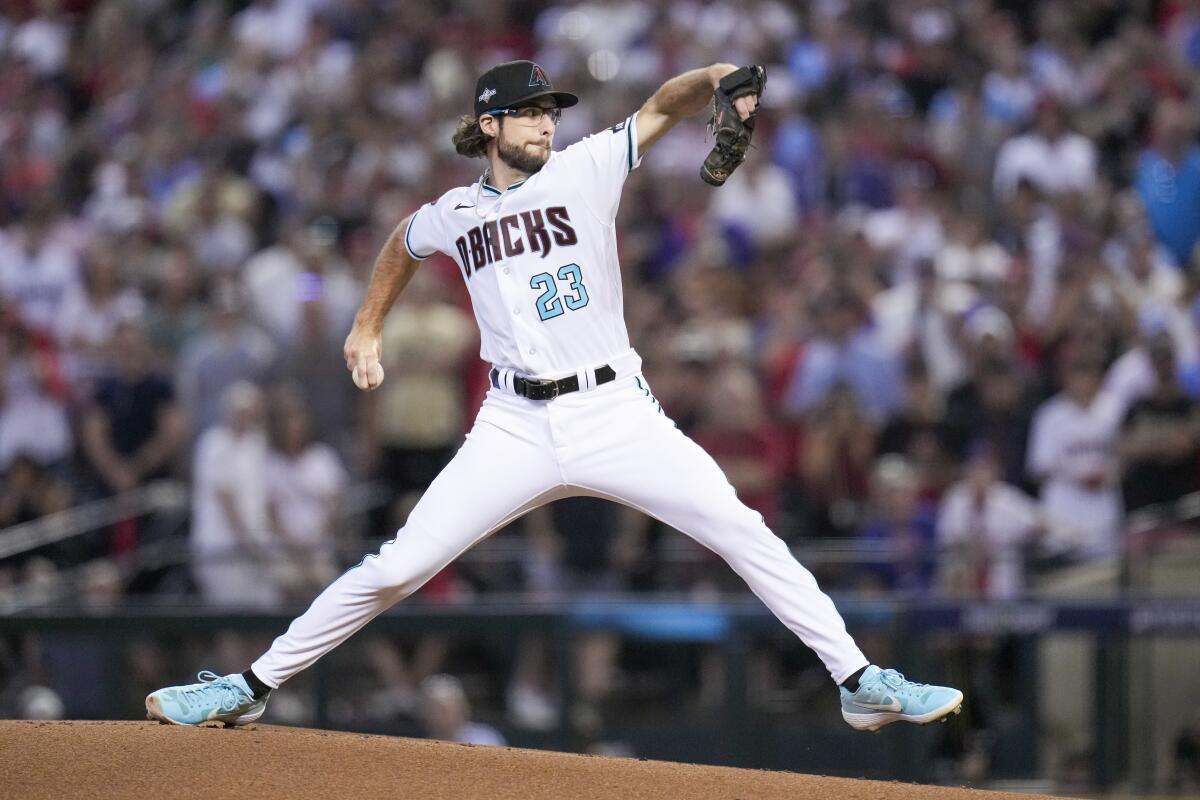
xmin=938 ymin=442 xmax=1042 ymax=600
xmin=1105 ymin=220 xmax=1184 ymax=310
xmin=0 ymin=324 xmax=72 ymax=472
xmin=266 ymin=389 xmax=347 ymax=602
xmin=935 ymin=207 xmax=1013 ymax=295
xmin=190 ymin=381 xmax=276 ymax=608
xmin=1026 ymin=357 xmax=1125 ymax=561
xmin=242 ymin=217 xmax=361 ymax=348
xmin=1104 ymin=309 xmax=1200 ymax=411
xmin=56 ymin=239 xmax=144 ymax=388
xmin=0 ymin=207 xmax=82 ymax=336
xmin=709 ymin=156 xmax=800 ymax=250
xmin=861 ymin=164 xmax=944 ymax=284
xmin=994 ymin=97 xmax=1097 ymax=200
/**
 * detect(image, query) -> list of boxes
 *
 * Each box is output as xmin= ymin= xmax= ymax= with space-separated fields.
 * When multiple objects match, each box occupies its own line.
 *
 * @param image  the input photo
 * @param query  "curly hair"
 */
xmin=452 ymin=115 xmax=494 ymax=158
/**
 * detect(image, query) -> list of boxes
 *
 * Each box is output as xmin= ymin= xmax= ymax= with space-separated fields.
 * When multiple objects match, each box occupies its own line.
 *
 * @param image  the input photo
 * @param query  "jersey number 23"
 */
xmin=529 ymin=263 xmax=589 ymax=321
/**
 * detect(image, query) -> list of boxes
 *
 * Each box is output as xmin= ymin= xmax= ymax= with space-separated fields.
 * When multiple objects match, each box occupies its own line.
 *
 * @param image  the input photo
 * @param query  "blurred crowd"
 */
xmin=1 ymin=0 xmax=1200 ymax=612
xmin=3 ymin=1 xmax=1200 ymax=788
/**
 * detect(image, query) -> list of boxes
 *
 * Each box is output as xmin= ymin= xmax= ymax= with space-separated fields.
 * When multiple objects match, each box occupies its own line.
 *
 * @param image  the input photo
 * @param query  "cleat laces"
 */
xmin=178 ymin=671 xmax=248 ymax=713
xmin=878 ymin=669 xmax=925 ymax=695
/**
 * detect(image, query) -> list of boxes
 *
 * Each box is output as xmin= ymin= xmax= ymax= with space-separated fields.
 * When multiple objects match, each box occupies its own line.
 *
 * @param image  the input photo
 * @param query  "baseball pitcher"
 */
xmin=148 ymin=61 xmax=963 ymax=734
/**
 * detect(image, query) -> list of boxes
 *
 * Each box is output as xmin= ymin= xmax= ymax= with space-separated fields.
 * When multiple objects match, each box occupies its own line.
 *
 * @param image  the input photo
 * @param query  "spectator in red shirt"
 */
xmin=692 ymin=363 xmax=787 ymax=527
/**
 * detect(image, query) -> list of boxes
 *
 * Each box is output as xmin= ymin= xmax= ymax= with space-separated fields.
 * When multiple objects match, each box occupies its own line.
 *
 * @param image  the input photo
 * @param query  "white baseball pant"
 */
xmin=252 ymin=357 xmax=869 ymax=687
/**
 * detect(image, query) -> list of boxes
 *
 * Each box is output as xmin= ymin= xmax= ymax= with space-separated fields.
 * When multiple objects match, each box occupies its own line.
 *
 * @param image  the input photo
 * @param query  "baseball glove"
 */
xmin=700 ymin=65 xmax=766 ymax=187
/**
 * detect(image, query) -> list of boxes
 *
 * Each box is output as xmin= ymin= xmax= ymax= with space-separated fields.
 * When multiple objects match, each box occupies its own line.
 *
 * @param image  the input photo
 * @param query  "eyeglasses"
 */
xmin=489 ymin=106 xmax=562 ymax=125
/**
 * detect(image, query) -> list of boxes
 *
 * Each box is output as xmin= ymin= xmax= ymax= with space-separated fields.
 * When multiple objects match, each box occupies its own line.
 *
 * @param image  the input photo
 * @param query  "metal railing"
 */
xmin=0 ymin=479 xmax=395 ymax=610
xmin=4 ymin=480 xmax=1199 ymax=611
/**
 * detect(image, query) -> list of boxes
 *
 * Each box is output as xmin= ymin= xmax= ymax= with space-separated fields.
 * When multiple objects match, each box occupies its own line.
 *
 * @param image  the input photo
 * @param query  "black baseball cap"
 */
xmin=473 ymin=60 xmax=579 ymax=118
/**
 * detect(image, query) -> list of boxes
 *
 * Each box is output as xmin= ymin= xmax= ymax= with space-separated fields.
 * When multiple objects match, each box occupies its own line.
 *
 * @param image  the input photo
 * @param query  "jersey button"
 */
xmin=502 ymin=267 xmax=511 ymax=275
xmin=528 ymin=347 xmax=536 ymax=355
xmin=512 ymin=306 xmax=520 ymax=315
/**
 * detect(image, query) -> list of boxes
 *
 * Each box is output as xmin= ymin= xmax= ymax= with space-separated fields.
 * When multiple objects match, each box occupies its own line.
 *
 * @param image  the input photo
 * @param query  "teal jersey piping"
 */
xmin=626 ymin=113 xmax=634 ymax=172
xmin=482 ymin=178 xmax=526 ymax=194
xmin=404 ymin=207 xmax=436 ymax=260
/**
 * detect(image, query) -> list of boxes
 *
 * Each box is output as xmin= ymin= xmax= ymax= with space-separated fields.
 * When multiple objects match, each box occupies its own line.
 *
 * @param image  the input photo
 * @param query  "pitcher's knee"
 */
xmin=353 ymin=527 xmax=460 ymax=598
xmin=699 ymin=509 xmax=785 ymax=563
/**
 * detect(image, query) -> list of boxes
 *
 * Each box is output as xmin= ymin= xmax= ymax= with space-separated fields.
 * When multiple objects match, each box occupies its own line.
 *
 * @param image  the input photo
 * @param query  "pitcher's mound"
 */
xmin=2 ymin=720 xmax=1060 ymax=800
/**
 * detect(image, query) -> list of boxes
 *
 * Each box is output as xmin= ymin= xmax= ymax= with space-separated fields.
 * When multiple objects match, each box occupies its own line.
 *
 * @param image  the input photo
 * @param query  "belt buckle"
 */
xmin=524 ymin=377 xmax=558 ymax=400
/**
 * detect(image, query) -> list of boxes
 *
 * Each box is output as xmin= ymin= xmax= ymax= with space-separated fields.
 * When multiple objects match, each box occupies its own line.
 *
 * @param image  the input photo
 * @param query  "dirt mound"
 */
xmin=2 ymin=720 xmax=1061 ymax=800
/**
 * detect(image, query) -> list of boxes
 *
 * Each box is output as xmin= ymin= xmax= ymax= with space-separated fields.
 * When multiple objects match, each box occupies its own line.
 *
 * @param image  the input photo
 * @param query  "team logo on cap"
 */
xmin=478 ymin=87 xmax=497 ymax=103
xmin=529 ymin=64 xmax=550 ymax=88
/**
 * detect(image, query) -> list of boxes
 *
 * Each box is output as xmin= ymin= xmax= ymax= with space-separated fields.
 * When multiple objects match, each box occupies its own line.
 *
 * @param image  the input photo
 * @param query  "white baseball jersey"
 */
xmin=404 ymin=113 xmax=643 ymax=377
xmin=1026 ymin=390 xmax=1124 ymax=557
xmin=937 ymin=481 xmax=1040 ymax=599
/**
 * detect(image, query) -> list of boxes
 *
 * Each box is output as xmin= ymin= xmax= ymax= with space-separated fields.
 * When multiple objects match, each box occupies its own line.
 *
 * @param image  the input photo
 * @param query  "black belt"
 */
xmin=491 ymin=364 xmax=617 ymax=400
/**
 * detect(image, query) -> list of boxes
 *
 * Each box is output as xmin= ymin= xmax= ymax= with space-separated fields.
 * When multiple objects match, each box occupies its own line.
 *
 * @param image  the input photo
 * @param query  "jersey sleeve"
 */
xmin=557 ymin=110 xmax=643 ymax=220
xmin=402 ymin=192 xmax=455 ymax=260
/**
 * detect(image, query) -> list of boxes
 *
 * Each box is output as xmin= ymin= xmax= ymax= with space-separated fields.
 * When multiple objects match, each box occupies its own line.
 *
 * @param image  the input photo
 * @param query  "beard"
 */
xmin=497 ymin=131 xmax=550 ymax=175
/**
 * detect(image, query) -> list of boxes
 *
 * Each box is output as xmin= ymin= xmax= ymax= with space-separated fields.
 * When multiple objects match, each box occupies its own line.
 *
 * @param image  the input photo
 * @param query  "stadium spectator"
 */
xmin=691 ymin=364 xmax=786 ymax=527
xmin=0 ymin=203 xmax=82 ymax=336
xmin=797 ymin=383 xmax=876 ymax=538
xmin=786 ymin=288 xmax=902 ymax=423
xmin=1027 ymin=357 xmax=1125 ymax=562
xmin=981 ymin=33 xmax=1038 ymax=129
xmin=668 ymin=266 xmax=754 ymax=370
xmin=79 ymin=322 xmax=184 ymax=497
xmin=163 ymin=166 xmax=259 ymax=277
xmin=946 ymin=358 xmax=1036 ymax=490
xmin=368 ymin=268 xmax=474 ymax=521
xmin=1135 ymin=98 xmax=1200 ymax=268
xmin=266 ymin=389 xmax=347 ymax=602
xmin=242 ymin=217 xmax=361 ymax=349
xmin=14 ymin=686 xmax=65 ymax=720
xmin=856 ymin=455 xmax=938 ymax=595
xmin=1105 ymin=308 xmax=1199 ymax=412
xmin=860 ymin=164 xmax=944 ymax=284
xmin=55 ymin=237 xmax=144 ymax=389
xmin=871 ymin=259 xmax=969 ymax=395
xmin=190 ymin=381 xmax=276 ymax=608
xmin=937 ymin=442 xmax=1042 ymax=600
xmin=269 ymin=272 xmax=360 ymax=453
xmin=997 ymin=179 xmax=1063 ymax=327
xmin=0 ymin=454 xmax=71 ymax=531
xmin=709 ymin=154 xmax=800 ymax=251
xmin=994 ymin=96 xmax=1098 ymax=200
xmin=0 ymin=323 xmax=72 ymax=472
xmin=934 ymin=205 xmax=1013 ymax=302
xmin=1118 ymin=331 xmax=1200 ymax=514
xmin=176 ymin=277 xmax=276 ymax=436
xmin=140 ymin=247 xmax=205 ymax=363
xmin=1106 ymin=191 xmax=1186 ymax=305
xmin=0 ymin=454 xmax=73 ymax=570
xmin=875 ymin=360 xmax=959 ymax=501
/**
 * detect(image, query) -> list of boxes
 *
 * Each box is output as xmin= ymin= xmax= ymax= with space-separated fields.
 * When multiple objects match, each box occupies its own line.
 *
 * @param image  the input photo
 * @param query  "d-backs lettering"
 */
xmin=455 ymin=207 xmax=577 ymax=276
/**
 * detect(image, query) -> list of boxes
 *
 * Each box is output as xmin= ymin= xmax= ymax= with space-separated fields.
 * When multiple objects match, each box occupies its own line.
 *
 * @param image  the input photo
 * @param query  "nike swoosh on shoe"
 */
xmin=854 ymin=698 xmax=902 ymax=712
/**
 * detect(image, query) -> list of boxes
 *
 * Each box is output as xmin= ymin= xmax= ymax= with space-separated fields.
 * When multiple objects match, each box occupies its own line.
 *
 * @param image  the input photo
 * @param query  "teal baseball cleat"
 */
xmin=840 ymin=665 xmax=963 ymax=732
xmin=145 ymin=671 xmax=269 ymax=727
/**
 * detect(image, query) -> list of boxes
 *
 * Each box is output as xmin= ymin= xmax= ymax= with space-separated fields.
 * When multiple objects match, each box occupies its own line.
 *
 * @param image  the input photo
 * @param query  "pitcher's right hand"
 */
xmin=344 ymin=326 xmax=385 ymax=391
